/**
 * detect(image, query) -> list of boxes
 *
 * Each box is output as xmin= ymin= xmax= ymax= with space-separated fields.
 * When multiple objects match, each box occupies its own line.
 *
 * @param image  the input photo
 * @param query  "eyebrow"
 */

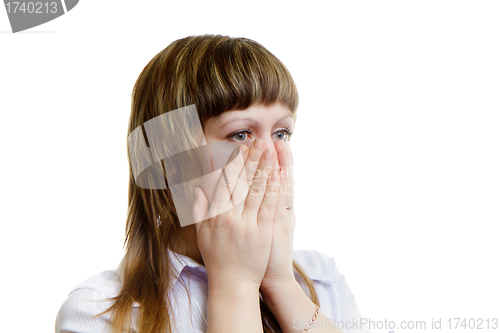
xmin=220 ymin=117 xmax=260 ymax=128
xmin=220 ymin=115 xmax=294 ymax=129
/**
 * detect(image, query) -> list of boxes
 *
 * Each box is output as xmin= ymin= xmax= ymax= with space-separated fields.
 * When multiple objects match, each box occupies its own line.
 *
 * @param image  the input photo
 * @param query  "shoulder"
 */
xmin=293 ymin=249 xmax=339 ymax=282
xmin=293 ymin=250 xmax=362 ymax=319
xmin=55 ymin=270 xmax=121 ymax=333
xmin=70 ymin=269 xmax=122 ymax=297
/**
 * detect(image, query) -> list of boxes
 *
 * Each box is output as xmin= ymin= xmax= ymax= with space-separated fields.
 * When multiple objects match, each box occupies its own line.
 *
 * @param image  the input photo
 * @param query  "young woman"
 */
xmin=55 ymin=34 xmax=372 ymax=333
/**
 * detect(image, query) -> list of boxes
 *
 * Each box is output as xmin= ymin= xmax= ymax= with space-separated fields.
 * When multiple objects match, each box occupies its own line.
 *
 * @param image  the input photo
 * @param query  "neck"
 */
xmin=171 ymin=224 xmax=204 ymax=266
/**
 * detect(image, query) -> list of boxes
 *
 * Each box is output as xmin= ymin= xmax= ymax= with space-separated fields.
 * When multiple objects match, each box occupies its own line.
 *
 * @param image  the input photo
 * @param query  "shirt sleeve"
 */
xmin=55 ymin=288 xmax=113 ymax=333
xmin=329 ymin=264 xmax=372 ymax=333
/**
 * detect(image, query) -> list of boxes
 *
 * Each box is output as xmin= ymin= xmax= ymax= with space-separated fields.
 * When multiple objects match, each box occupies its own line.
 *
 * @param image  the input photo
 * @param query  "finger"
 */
xmin=274 ymin=140 xmax=293 ymax=208
xmin=193 ymin=186 xmax=209 ymax=232
xmin=242 ymin=139 xmax=266 ymax=186
xmin=285 ymin=145 xmax=295 ymax=209
xmin=229 ymin=139 xmax=267 ymax=212
xmin=275 ymin=139 xmax=288 ymax=171
xmin=277 ymin=141 xmax=294 ymax=209
xmin=257 ymin=170 xmax=280 ymax=228
xmin=243 ymin=147 xmax=277 ymax=218
xmin=286 ymin=140 xmax=294 ymax=166
xmin=209 ymin=145 xmax=247 ymax=212
xmin=275 ymin=169 xmax=288 ymax=213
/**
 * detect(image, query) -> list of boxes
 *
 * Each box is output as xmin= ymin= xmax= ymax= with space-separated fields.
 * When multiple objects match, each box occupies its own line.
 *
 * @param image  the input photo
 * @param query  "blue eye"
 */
xmin=226 ymin=128 xmax=253 ymax=142
xmin=274 ymin=128 xmax=293 ymax=141
xmin=233 ymin=132 xmax=248 ymax=141
xmin=226 ymin=128 xmax=293 ymax=143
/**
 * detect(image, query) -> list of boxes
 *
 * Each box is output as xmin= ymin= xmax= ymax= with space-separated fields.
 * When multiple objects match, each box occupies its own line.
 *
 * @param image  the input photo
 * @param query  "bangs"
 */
xmin=170 ymin=35 xmax=298 ymax=126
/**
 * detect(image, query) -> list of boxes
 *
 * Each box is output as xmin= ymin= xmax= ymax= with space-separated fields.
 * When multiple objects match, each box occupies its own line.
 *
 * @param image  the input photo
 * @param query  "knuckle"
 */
xmin=235 ymin=175 xmax=249 ymax=189
xmin=248 ymin=154 xmax=261 ymax=165
xmin=248 ymin=186 xmax=263 ymax=198
xmin=213 ymin=210 xmax=236 ymax=226
xmin=217 ymin=177 xmax=234 ymax=192
xmin=277 ymin=202 xmax=287 ymax=211
xmin=268 ymin=182 xmax=281 ymax=193
xmin=260 ymin=201 xmax=276 ymax=213
xmin=205 ymin=208 xmax=219 ymax=220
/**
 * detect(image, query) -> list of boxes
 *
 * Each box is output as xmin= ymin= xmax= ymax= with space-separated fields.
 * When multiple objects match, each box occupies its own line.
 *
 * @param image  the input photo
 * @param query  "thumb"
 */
xmin=192 ymin=186 xmax=209 ymax=233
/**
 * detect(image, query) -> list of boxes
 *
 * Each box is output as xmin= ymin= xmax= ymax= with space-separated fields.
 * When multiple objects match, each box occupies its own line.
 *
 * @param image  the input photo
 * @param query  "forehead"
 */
xmin=206 ymin=103 xmax=294 ymax=130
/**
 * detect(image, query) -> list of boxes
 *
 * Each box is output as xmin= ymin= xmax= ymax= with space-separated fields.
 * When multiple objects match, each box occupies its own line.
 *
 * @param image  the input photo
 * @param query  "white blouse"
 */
xmin=55 ymin=249 xmax=373 ymax=333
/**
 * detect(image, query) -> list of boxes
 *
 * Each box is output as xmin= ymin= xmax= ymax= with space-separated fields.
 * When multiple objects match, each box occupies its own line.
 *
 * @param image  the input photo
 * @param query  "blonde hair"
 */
xmin=102 ymin=34 xmax=319 ymax=333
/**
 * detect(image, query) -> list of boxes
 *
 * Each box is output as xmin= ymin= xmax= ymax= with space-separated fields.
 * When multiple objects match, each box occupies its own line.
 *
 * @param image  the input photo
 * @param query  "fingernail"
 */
xmin=254 ymin=139 xmax=265 ymax=150
xmin=264 ymin=148 xmax=274 ymax=161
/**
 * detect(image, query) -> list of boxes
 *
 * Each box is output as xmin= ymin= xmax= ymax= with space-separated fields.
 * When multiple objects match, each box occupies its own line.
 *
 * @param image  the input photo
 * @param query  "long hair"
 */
xmin=102 ymin=34 xmax=319 ymax=333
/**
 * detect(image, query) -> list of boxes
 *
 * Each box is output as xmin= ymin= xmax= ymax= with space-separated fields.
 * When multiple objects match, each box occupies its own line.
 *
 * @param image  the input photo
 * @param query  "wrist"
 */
xmin=206 ymin=278 xmax=264 ymax=333
xmin=260 ymin=279 xmax=321 ymax=333
xmin=260 ymin=278 xmax=303 ymax=308
xmin=208 ymin=275 xmax=262 ymax=294
xmin=260 ymin=275 xmax=298 ymax=295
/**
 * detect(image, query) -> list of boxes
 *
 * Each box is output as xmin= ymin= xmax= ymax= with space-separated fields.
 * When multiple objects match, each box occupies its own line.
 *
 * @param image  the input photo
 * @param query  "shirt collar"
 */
xmin=166 ymin=249 xmax=334 ymax=284
xmin=167 ymin=248 xmax=207 ymax=285
xmin=116 ymin=248 xmax=207 ymax=286
xmin=117 ymin=249 xmax=334 ymax=291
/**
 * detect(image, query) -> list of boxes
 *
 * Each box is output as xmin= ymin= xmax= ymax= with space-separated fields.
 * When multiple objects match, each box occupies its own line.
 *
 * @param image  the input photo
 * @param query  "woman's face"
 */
xmin=198 ymin=102 xmax=294 ymax=204
xmin=204 ymin=102 xmax=294 ymax=151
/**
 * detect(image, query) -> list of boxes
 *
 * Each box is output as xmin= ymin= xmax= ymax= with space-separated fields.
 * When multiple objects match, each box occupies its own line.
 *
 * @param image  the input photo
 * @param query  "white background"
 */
xmin=1 ymin=1 xmax=499 ymax=332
